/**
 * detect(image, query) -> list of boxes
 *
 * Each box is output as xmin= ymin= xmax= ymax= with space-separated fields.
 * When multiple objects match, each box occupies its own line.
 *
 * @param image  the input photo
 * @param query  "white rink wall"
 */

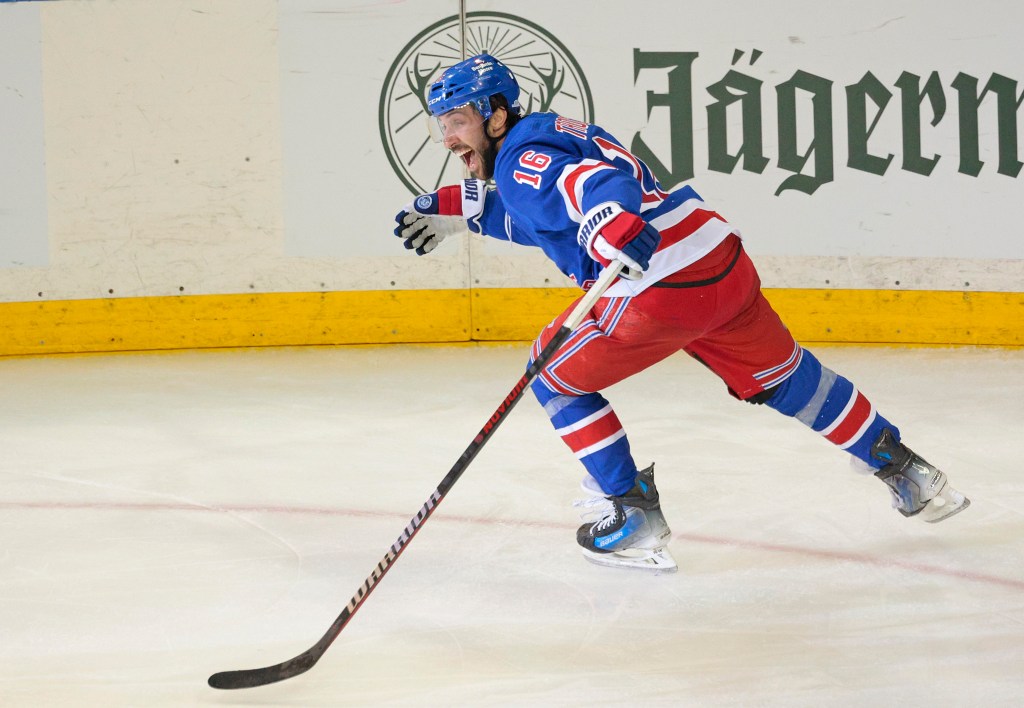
xmin=1 ymin=0 xmax=1022 ymax=301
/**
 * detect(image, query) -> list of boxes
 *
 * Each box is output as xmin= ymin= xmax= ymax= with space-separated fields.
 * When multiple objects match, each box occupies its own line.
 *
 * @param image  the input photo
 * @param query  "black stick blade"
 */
xmin=208 ymin=654 xmax=319 ymax=690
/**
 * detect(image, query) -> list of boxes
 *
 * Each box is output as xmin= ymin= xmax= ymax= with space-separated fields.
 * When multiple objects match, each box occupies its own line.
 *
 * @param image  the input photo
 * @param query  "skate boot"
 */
xmin=575 ymin=464 xmax=677 ymax=573
xmin=871 ymin=429 xmax=970 ymax=523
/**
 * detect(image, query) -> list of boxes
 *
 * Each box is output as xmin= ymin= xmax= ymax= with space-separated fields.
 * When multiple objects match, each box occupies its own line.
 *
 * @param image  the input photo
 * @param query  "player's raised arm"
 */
xmin=392 ymin=179 xmax=486 ymax=255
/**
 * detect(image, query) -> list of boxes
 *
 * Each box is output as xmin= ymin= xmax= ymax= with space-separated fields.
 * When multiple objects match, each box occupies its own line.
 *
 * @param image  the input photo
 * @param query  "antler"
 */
xmin=406 ymin=55 xmax=440 ymax=114
xmin=530 ymin=53 xmax=565 ymax=113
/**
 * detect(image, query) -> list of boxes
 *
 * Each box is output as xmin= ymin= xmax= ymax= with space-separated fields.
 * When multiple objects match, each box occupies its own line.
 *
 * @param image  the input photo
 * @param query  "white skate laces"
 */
xmin=573 ymin=468 xmax=678 ymax=574
xmin=573 ymin=495 xmax=620 ymax=532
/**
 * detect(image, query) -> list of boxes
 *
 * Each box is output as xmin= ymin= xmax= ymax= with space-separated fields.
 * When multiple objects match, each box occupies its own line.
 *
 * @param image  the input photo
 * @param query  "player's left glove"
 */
xmin=577 ymin=202 xmax=661 ymax=280
xmin=394 ymin=179 xmax=487 ymax=255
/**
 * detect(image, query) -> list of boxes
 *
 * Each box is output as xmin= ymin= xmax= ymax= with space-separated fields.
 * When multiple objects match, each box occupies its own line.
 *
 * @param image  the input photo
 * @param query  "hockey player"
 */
xmin=393 ymin=54 xmax=969 ymax=573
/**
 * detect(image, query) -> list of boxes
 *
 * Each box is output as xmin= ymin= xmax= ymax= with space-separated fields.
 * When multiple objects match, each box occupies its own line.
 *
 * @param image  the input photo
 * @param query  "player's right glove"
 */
xmin=394 ymin=179 xmax=487 ymax=255
xmin=577 ymin=201 xmax=661 ymax=280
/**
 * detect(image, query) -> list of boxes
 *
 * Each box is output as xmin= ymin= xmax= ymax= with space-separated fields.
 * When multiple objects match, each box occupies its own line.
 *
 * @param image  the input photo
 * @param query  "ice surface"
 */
xmin=1 ymin=344 xmax=1022 ymax=706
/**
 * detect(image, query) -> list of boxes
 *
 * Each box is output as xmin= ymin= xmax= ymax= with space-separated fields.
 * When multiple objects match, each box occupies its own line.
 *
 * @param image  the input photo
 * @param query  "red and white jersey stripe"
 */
xmin=605 ymin=198 xmax=736 ymax=298
xmin=556 ymin=159 xmax=617 ymax=222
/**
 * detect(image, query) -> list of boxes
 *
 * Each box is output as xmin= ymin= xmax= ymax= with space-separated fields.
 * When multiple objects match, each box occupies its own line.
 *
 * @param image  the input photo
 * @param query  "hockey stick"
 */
xmin=208 ymin=262 xmax=623 ymax=690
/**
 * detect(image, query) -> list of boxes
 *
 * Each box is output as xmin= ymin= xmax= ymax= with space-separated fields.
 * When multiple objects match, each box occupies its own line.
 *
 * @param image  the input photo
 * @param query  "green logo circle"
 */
xmin=380 ymin=12 xmax=594 ymax=195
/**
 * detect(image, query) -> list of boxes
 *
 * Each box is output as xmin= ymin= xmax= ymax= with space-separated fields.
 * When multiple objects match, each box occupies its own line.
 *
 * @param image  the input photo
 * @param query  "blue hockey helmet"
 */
xmin=426 ymin=53 xmax=523 ymax=120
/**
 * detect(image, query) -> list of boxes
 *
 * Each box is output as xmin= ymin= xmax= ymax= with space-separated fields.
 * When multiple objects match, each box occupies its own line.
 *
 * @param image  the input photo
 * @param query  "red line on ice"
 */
xmin=4 ymin=499 xmax=1020 ymax=591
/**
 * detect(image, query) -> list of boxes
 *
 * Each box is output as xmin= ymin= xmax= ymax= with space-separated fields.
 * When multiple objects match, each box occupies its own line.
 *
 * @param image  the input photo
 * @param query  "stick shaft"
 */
xmin=208 ymin=265 xmax=623 ymax=690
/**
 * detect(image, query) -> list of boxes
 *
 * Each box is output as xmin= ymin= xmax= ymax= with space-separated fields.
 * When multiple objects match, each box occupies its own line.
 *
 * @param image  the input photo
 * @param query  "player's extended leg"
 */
xmin=684 ymin=246 xmax=969 ymax=522
xmin=759 ymin=346 xmax=901 ymax=467
xmin=529 ymin=295 xmax=681 ymax=572
xmin=762 ymin=348 xmax=970 ymax=522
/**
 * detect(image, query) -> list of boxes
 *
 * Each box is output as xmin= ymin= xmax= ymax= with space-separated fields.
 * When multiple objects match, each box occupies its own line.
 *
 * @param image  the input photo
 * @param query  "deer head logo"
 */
xmin=380 ymin=12 xmax=594 ymax=195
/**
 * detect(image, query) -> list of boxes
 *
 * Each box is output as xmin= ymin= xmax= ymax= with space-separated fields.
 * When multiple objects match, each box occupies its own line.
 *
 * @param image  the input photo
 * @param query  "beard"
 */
xmin=473 ymin=135 xmax=500 ymax=180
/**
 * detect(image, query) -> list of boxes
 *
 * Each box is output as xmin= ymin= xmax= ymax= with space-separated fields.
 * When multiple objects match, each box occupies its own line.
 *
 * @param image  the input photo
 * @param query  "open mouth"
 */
xmin=454 ymin=146 xmax=477 ymax=174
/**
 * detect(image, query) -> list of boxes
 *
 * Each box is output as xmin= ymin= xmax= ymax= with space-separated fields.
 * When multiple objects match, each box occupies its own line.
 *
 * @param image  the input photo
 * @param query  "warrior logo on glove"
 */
xmin=577 ymin=202 xmax=662 ymax=280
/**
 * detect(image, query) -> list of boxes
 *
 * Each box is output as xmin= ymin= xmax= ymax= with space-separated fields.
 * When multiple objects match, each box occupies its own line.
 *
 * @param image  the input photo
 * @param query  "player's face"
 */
xmin=438 ymin=106 xmax=498 ymax=180
xmin=434 ymin=106 xmax=485 ymax=143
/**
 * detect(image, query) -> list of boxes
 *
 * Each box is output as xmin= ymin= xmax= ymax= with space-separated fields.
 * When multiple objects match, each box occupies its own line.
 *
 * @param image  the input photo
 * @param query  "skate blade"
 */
xmin=581 ymin=546 xmax=678 ymax=574
xmin=922 ymin=483 xmax=971 ymax=523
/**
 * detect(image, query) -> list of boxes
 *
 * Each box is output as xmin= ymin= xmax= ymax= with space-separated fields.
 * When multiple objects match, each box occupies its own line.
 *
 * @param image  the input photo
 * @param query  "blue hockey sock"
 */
xmin=765 ymin=348 xmax=898 ymax=468
xmin=531 ymin=379 xmax=637 ymax=495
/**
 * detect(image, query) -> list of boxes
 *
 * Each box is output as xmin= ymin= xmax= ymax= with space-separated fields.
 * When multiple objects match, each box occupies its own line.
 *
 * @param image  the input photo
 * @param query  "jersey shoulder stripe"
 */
xmin=556 ymin=160 xmax=616 ymax=222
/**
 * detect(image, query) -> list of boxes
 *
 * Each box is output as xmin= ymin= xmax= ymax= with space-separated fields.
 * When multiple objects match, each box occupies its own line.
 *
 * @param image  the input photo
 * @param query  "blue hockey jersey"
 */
xmin=468 ymin=113 xmax=737 ymax=297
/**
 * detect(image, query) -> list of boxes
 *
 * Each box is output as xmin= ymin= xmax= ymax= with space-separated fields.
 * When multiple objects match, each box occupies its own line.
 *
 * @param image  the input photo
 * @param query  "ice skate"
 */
xmin=575 ymin=464 xmax=677 ymax=573
xmin=871 ymin=429 xmax=970 ymax=523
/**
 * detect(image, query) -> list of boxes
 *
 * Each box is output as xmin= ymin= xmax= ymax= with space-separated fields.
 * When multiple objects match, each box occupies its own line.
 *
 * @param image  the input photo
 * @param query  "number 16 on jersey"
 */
xmin=513 ymin=150 xmax=552 ymax=189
